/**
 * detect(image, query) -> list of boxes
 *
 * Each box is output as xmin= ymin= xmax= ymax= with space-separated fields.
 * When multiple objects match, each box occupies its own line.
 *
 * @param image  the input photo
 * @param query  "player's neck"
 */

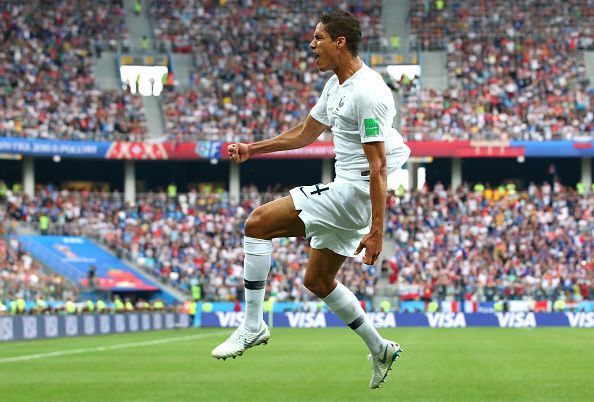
xmin=334 ymin=56 xmax=363 ymax=85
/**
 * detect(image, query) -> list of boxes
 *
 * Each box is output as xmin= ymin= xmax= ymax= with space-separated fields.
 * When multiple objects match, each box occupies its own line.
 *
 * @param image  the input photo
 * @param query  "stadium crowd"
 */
xmin=0 ymin=236 xmax=80 ymax=306
xmin=153 ymin=0 xmax=386 ymax=142
xmin=385 ymin=181 xmax=594 ymax=304
xmin=2 ymin=182 xmax=593 ymax=308
xmin=151 ymin=0 xmax=386 ymax=54
xmin=2 ymin=185 xmax=377 ymax=304
xmin=1 ymin=0 xmax=592 ymax=143
xmin=0 ymin=0 xmax=147 ymax=141
xmin=402 ymin=0 xmax=594 ymax=141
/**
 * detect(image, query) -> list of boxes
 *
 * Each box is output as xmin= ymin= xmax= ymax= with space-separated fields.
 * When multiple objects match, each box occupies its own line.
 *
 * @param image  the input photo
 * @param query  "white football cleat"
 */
xmin=211 ymin=323 xmax=270 ymax=360
xmin=368 ymin=341 xmax=403 ymax=389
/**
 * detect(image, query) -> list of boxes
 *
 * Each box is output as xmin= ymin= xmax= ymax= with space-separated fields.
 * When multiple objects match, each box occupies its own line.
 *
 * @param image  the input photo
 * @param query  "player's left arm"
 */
xmin=354 ymin=89 xmax=391 ymax=265
xmin=355 ymin=141 xmax=386 ymax=265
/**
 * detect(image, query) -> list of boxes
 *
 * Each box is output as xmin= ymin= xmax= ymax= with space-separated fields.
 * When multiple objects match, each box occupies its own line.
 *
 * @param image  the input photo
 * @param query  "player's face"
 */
xmin=310 ymin=23 xmax=338 ymax=72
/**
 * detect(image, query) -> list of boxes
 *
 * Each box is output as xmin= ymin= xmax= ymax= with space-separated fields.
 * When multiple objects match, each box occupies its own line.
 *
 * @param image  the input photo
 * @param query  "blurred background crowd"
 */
xmin=402 ymin=0 xmax=593 ymax=141
xmin=2 ymin=182 xmax=592 ymax=313
xmin=1 ymin=0 xmax=591 ymax=143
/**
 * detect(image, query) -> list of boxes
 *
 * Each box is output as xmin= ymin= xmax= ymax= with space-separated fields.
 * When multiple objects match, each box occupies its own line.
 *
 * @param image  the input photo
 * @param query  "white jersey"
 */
xmin=310 ymin=63 xmax=409 ymax=182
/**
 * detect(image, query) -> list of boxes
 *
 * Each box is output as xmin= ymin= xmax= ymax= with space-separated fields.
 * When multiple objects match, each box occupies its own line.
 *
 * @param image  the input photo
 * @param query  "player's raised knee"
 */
xmin=244 ymin=207 xmax=269 ymax=239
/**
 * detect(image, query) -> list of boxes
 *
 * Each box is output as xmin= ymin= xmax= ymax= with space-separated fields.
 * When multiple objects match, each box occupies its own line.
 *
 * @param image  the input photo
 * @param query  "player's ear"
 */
xmin=336 ymin=36 xmax=346 ymax=49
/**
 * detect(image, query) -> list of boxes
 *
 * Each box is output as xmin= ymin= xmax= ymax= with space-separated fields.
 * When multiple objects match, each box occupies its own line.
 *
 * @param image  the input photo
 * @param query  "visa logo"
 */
xmin=215 ymin=312 xmax=244 ymax=327
xmin=496 ymin=312 xmax=536 ymax=328
xmin=426 ymin=312 xmax=466 ymax=328
xmin=367 ymin=312 xmax=397 ymax=328
xmin=566 ymin=312 xmax=594 ymax=328
xmin=286 ymin=312 xmax=326 ymax=328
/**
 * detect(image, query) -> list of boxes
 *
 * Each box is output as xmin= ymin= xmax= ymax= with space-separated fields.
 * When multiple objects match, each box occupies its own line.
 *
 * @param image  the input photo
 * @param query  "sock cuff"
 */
xmin=244 ymin=279 xmax=266 ymax=290
xmin=323 ymin=282 xmax=355 ymax=312
xmin=348 ymin=315 xmax=365 ymax=330
xmin=244 ymin=236 xmax=272 ymax=255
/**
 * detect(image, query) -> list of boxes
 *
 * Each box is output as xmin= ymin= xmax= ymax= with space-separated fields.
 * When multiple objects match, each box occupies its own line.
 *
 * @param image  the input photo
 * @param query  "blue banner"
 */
xmin=0 ymin=137 xmax=110 ymax=158
xmin=200 ymin=312 xmax=594 ymax=328
xmin=0 ymin=313 xmax=190 ymax=342
xmin=511 ymin=140 xmax=594 ymax=157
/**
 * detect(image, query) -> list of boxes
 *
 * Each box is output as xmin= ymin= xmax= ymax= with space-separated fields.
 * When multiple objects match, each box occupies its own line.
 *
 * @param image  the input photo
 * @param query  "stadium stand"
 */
xmin=0 ymin=237 xmax=80 ymax=304
xmin=385 ymin=181 xmax=594 ymax=303
xmin=0 ymin=0 xmax=147 ymax=141
xmin=402 ymin=0 xmax=594 ymax=141
xmin=150 ymin=0 xmax=386 ymax=53
xmin=2 ymin=186 xmax=377 ymax=303
xmin=1 ymin=0 xmax=593 ymax=316
xmin=3 ymin=183 xmax=592 ymax=306
xmin=152 ymin=0 xmax=387 ymax=142
xmin=3 ymin=0 xmax=590 ymax=143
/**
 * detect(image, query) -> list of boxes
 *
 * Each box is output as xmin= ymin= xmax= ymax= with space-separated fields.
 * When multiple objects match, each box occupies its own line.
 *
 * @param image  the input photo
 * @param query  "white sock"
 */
xmin=242 ymin=236 xmax=272 ymax=332
xmin=323 ymin=281 xmax=385 ymax=356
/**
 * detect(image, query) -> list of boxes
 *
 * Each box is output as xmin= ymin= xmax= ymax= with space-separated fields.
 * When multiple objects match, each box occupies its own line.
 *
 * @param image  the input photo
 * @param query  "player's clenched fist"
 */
xmin=227 ymin=143 xmax=251 ymax=164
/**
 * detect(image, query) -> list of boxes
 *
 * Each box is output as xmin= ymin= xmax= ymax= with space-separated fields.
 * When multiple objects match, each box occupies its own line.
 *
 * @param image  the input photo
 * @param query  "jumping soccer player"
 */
xmin=211 ymin=9 xmax=410 ymax=389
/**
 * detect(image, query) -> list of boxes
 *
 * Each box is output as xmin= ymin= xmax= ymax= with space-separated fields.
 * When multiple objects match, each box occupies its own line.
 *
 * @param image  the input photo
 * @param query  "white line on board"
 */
xmin=0 ymin=331 xmax=227 ymax=363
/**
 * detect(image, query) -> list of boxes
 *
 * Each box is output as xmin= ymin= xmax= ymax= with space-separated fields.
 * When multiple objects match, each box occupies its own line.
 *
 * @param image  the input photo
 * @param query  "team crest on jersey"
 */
xmin=364 ymin=118 xmax=380 ymax=137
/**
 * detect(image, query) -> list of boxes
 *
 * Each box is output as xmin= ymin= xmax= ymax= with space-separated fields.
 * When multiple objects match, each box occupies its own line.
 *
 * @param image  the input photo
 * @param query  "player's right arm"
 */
xmin=228 ymin=78 xmax=332 ymax=164
xmin=227 ymin=114 xmax=327 ymax=163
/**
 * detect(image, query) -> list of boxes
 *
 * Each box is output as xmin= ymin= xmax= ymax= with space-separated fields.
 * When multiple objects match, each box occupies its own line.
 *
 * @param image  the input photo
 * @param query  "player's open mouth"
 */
xmin=313 ymin=52 xmax=320 ymax=63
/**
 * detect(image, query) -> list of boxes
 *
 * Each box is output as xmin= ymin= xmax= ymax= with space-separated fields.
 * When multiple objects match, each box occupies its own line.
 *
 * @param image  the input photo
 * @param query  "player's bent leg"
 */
xmin=244 ymin=196 xmax=306 ymax=240
xmin=304 ymin=249 xmax=384 ymax=353
xmin=212 ymin=196 xmax=305 ymax=360
xmin=242 ymin=236 xmax=272 ymax=332
xmin=241 ymin=196 xmax=305 ymax=331
xmin=304 ymin=248 xmax=403 ymax=389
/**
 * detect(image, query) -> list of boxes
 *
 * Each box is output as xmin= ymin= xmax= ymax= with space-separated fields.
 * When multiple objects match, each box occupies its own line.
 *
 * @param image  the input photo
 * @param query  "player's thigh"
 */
xmin=245 ymin=196 xmax=306 ymax=239
xmin=303 ymin=247 xmax=346 ymax=297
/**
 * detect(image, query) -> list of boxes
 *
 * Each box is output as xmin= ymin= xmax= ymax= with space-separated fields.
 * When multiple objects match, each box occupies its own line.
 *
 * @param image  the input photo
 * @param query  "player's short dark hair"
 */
xmin=320 ymin=9 xmax=361 ymax=56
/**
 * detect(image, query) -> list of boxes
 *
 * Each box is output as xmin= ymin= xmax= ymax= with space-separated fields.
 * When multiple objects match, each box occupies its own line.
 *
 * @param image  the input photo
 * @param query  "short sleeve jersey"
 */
xmin=310 ymin=63 xmax=405 ymax=181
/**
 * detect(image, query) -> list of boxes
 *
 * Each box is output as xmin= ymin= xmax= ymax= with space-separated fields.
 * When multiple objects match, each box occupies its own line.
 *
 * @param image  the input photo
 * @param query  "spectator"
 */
xmin=134 ymin=0 xmax=142 ymax=17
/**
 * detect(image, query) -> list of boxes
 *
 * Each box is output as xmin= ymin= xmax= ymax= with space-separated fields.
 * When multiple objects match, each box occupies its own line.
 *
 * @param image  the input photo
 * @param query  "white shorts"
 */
xmin=289 ymin=180 xmax=371 ymax=257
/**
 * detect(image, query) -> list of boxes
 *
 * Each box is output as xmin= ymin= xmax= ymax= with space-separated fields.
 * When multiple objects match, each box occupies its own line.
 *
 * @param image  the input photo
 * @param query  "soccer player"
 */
xmin=211 ymin=9 xmax=410 ymax=389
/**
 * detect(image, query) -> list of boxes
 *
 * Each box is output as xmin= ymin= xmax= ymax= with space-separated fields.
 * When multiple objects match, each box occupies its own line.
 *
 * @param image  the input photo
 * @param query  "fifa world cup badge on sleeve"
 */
xmin=364 ymin=118 xmax=380 ymax=137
